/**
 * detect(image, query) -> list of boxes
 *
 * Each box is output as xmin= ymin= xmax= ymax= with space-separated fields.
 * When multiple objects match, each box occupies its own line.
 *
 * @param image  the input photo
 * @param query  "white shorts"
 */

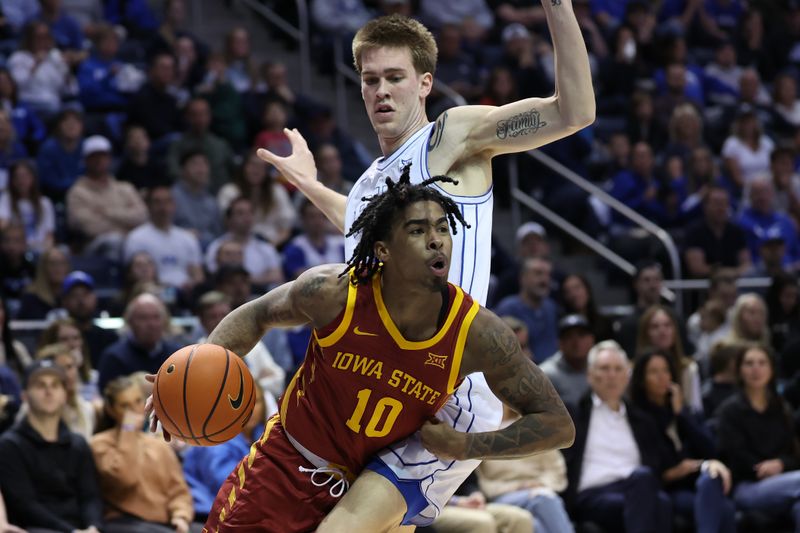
xmin=364 ymin=372 xmax=503 ymax=526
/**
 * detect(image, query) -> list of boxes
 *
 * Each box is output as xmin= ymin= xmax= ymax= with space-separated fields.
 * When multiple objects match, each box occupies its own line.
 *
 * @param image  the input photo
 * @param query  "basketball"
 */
xmin=152 ymin=344 xmax=256 ymax=446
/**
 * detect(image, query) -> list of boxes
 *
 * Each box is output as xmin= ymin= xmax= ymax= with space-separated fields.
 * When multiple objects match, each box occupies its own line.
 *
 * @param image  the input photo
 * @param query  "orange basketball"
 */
xmin=152 ymin=344 xmax=256 ymax=446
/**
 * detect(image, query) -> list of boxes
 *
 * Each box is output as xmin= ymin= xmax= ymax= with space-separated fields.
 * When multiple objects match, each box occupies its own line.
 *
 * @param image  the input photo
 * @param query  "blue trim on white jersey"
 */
xmin=466 ymin=204 xmax=478 ymax=295
xmin=376 ymin=125 xmax=434 ymax=172
xmin=365 ymin=457 xmax=428 ymax=524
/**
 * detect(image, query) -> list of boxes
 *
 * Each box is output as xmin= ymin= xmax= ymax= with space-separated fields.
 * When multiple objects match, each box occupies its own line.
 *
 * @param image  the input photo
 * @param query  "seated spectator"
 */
xmin=39 ymin=317 xmax=101 ymax=403
xmin=194 ymin=291 xmax=284 ymax=399
xmin=433 ymin=476 xmax=533 ymax=533
xmin=0 ymin=363 xmax=22 ymax=435
xmin=626 ymin=90 xmax=667 ymax=151
xmin=0 ymin=295 xmax=31 ymax=381
xmin=97 ymin=293 xmax=182 ymax=390
xmin=479 ymin=66 xmax=517 ymax=108
xmin=726 ymin=292 xmax=771 ymax=347
xmin=219 ymin=150 xmax=296 ymax=247
xmin=147 ymin=0 xmax=209 ymax=70
xmin=124 ymin=186 xmax=204 ymax=294
xmin=0 ymin=160 xmax=55 ymax=253
xmin=767 ymin=272 xmax=800 ymax=355
xmin=7 ymin=21 xmax=71 ymax=118
xmin=614 ymin=261 xmax=670 ymax=356
xmin=498 ymin=23 xmax=552 ymax=100
xmin=35 ymin=0 xmax=84 ymax=55
xmin=205 ymin=197 xmax=284 ymax=288
xmin=541 ymin=314 xmax=594 ymax=406
xmin=722 ymin=108 xmax=774 ymax=191
xmin=609 ymin=141 xmax=667 ymax=226
xmin=128 ymin=53 xmax=183 ymax=143
xmin=559 ymin=274 xmax=613 ymax=340
xmin=103 ymin=0 xmax=159 ymax=40
xmin=222 ymin=27 xmax=259 ymax=94
xmin=771 ymin=72 xmax=800 ymax=137
xmin=116 ymin=125 xmax=167 ymax=191
xmin=702 ymin=342 xmax=743 ymax=417
xmin=683 ymin=185 xmax=750 ymax=278
xmin=630 ymin=350 xmax=736 ymax=532
xmin=0 ymin=359 xmax=104 ymax=533
xmin=0 ymin=69 xmax=46 ymax=155
xmin=428 ymin=24 xmax=482 ymax=110
xmin=494 ymin=257 xmax=559 ymax=363
xmin=252 ymin=99 xmax=291 ymax=160
xmin=717 ymin=344 xmax=800 ymax=529
xmin=562 ymin=340 xmax=672 ymax=533
xmin=113 ymin=251 xmax=177 ymax=314
xmin=704 ymin=41 xmax=742 ymax=107
xmin=33 ymin=343 xmax=96 ymax=440
xmin=212 ymin=265 xmax=253 ymax=311
xmin=314 ymin=143 xmax=354 ymax=195
xmin=194 ymin=52 xmax=245 ymax=150
xmin=687 ymin=268 xmax=737 ymax=373
xmin=91 ymin=375 xmax=199 ymax=533
xmin=182 ymin=386 xmax=268 ymax=520
xmin=77 ymin=23 xmax=140 ymax=113
xmin=769 ymin=147 xmax=800 ymax=225
xmin=663 ymin=104 xmax=706 ymax=170
xmin=0 ymin=224 xmax=35 ymax=305
xmin=66 ymin=135 xmax=148 ymax=259
xmin=477 ymin=404 xmax=574 ymax=533
xmin=16 ymin=246 xmax=69 ymax=320
xmin=283 ymin=200 xmax=344 ymax=280
xmin=61 ymin=0 xmax=104 ymax=37
xmin=60 ymin=271 xmax=119 ymax=369
xmin=166 ymin=98 xmax=235 ymax=191
xmin=35 ymin=107 xmax=84 ymax=201
xmin=737 ymin=176 xmax=800 ymax=267
xmin=636 ymin=304 xmax=703 ymax=413
xmin=0 ymin=111 xmax=28 ymax=185
xmin=171 ymin=150 xmax=223 ymax=248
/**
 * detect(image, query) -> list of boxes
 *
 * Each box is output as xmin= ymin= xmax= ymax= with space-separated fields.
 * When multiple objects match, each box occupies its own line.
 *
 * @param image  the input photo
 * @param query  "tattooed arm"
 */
xmin=420 ymin=308 xmax=574 ymax=460
xmin=207 ymin=264 xmax=349 ymax=358
xmin=428 ymin=0 xmax=593 ymax=166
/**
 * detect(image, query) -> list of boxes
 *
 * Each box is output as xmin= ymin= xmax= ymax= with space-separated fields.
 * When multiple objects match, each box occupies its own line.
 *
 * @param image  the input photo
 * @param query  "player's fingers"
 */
xmin=144 ymin=394 xmax=153 ymax=416
xmin=256 ymin=148 xmax=278 ymax=164
xmin=287 ymin=128 xmax=310 ymax=150
xmin=145 ymin=373 xmax=156 ymax=383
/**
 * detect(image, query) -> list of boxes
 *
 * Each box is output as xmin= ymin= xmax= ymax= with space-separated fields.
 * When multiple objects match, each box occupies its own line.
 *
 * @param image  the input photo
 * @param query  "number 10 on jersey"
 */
xmin=345 ymin=388 xmax=404 ymax=438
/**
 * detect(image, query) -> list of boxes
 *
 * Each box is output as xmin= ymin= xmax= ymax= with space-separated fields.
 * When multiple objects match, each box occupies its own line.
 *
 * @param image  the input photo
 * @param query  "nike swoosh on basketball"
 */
xmin=228 ymin=367 xmax=244 ymax=409
xmin=353 ymin=326 xmax=378 ymax=337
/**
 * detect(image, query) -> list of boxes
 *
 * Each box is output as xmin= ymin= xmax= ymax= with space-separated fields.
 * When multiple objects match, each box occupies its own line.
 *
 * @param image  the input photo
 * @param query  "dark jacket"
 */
xmin=0 ymin=419 xmax=103 ymax=532
xmin=98 ymin=335 xmax=182 ymax=390
xmin=562 ymin=393 xmax=670 ymax=508
xmin=717 ymin=392 xmax=800 ymax=483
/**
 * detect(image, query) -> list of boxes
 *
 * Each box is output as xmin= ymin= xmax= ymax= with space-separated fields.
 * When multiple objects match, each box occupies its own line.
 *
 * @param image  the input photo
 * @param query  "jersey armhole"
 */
xmin=314 ymin=275 xmax=358 ymax=348
xmin=447 ymin=299 xmax=480 ymax=394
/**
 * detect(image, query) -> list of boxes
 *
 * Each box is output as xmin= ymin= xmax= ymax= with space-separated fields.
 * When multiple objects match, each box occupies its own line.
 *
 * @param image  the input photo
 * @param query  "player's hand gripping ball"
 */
xmin=152 ymin=344 xmax=256 ymax=446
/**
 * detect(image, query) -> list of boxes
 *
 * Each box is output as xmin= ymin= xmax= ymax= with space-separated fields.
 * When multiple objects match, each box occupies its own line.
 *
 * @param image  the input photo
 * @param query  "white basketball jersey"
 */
xmin=344 ymin=122 xmax=494 ymax=306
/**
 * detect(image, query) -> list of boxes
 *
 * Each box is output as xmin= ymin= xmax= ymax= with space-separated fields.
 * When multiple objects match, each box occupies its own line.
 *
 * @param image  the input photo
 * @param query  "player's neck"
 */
xmin=378 ymin=113 xmax=429 ymax=156
xmin=379 ymin=273 xmax=444 ymax=341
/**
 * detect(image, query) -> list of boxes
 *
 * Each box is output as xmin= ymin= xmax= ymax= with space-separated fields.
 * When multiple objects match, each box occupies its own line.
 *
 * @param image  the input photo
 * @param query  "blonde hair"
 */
xmin=352 ymin=15 xmax=437 ymax=75
xmin=729 ymin=293 xmax=770 ymax=345
xmin=668 ymin=103 xmax=703 ymax=144
xmin=25 ymin=246 xmax=69 ymax=307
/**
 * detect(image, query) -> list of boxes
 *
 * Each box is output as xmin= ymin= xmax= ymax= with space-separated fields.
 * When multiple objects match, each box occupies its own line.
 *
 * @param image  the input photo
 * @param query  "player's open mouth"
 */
xmin=428 ymin=257 xmax=448 ymax=276
xmin=376 ymin=104 xmax=394 ymax=115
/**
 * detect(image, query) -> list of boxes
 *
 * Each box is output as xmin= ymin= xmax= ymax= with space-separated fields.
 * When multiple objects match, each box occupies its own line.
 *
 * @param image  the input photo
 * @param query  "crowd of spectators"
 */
xmin=0 ymin=0 xmax=799 ymax=532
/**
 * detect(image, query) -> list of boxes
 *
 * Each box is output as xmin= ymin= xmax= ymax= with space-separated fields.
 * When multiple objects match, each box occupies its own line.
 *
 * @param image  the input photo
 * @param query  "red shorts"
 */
xmin=203 ymin=416 xmax=340 ymax=533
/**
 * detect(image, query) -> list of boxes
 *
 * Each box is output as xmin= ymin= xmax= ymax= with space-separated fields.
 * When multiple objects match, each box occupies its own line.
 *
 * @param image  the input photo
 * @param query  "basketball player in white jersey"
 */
xmin=257 ymin=1 xmax=593 ymax=530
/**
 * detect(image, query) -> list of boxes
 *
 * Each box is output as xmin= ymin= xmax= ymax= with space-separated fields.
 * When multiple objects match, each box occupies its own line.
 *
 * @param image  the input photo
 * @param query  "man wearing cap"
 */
xmin=737 ymin=176 xmax=800 ymax=268
xmin=494 ymin=256 xmax=560 ymax=363
xmin=540 ymin=314 xmax=595 ymax=406
xmin=66 ymin=134 xmax=147 ymax=259
xmin=61 ymin=270 xmax=118 ymax=368
xmin=493 ymin=222 xmax=559 ymax=305
xmin=0 ymin=359 xmax=104 ymax=533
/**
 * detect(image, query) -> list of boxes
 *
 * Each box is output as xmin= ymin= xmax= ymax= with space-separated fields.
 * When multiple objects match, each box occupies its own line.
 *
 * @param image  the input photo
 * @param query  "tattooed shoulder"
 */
xmin=427 ymin=111 xmax=448 ymax=152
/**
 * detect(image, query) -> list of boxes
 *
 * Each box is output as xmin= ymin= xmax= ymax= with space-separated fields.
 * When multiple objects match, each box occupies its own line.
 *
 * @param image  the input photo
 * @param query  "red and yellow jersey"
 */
xmin=279 ymin=273 xmax=479 ymax=477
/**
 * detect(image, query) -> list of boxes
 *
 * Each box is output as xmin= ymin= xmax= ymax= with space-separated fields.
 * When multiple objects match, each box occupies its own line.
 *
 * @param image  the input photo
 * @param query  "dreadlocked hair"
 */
xmin=342 ymin=164 xmax=470 ymax=284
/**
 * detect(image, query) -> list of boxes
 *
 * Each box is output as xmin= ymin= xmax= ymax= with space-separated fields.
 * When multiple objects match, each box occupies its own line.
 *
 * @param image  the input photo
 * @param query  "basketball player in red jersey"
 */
xmin=190 ymin=172 xmax=573 ymax=532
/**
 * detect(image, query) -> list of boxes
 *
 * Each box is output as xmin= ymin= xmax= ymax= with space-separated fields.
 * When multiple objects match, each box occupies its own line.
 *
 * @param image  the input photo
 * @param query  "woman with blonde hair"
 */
xmin=34 ymin=343 xmax=96 ymax=440
xmin=727 ymin=293 xmax=770 ymax=346
xmin=636 ymin=305 xmax=703 ymax=413
xmin=721 ymin=109 xmax=774 ymax=189
xmin=16 ymin=245 xmax=69 ymax=319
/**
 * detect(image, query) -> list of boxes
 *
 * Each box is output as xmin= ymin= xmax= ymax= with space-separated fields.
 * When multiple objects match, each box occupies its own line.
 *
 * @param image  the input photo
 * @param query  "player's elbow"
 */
xmin=559 ymin=97 xmax=596 ymax=131
xmin=552 ymin=408 xmax=576 ymax=449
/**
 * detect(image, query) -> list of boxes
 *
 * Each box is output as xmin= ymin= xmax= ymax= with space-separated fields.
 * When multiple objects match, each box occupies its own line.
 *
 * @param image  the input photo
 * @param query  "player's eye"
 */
xmin=410 ymin=228 xmax=423 ymax=235
xmin=389 ymin=76 xmax=403 ymax=83
xmin=363 ymin=77 xmax=378 ymax=85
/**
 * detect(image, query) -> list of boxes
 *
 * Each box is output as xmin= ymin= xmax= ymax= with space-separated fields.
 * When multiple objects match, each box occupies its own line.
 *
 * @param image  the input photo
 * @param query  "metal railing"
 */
xmin=236 ymin=0 xmax=311 ymax=93
xmin=509 ymin=153 xmax=682 ymax=307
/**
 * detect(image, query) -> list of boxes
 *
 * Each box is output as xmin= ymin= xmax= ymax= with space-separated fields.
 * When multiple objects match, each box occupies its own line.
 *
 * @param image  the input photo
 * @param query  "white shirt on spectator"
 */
xmin=123 ymin=222 xmax=202 ymax=288
xmin=205 ymin=233 xmax=282 ymax=278
xmin=0 ymin=193 xmax=55 ymax=252
xmin=577 ymin=394 xmax=641 ymax=493
xmin=722 ymin=134 xmax=775 ymax=186
xmin=8 ymin=49 xmax=70 ymax=112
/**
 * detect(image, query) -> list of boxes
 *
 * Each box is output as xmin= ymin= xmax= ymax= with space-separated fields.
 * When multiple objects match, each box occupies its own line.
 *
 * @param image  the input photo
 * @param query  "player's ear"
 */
xmin=374 ymin=240 xmax=390 ymax=263
xmin=419 ymin=72 xmax=433 ymax=98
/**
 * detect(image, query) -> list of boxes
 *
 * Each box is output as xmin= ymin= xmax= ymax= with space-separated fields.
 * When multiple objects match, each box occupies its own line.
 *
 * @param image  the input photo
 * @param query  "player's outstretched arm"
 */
xmin=433 ymin=0 xmax=594 ymax=162
xmin=421 ymin=309 xmax=574 ymax=460
xmin=207 ymin=264 xmax=349 ymax=357
xmin=256 ymin=128 xmax=348 ymax=232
